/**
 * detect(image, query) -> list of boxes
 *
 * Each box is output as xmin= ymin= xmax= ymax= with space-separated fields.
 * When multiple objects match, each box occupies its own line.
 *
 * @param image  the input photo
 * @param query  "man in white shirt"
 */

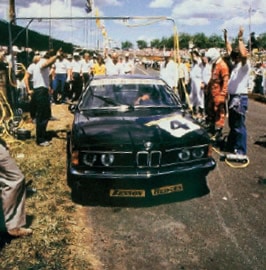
xmin=69 ymin=52 xmax=82 ymax=101
xmin=225 ymin=27 xmax=251 ymax=157
xmin=160 ymin=52 xmax=178 ymax=90
xmin=51 ymin=54 xmax=69 ymax=103
xmin=105 ymin=52 xmax=122 ymax=76
xmin=24 ymin=49 xmax=61 ymax=146
xmin=122 ymin=53 xmax=135 ymax=74
xmin=189 ymin=50 xmax=204 ymax=119
xmin=80 ymin=52 xmax=94 ymax=87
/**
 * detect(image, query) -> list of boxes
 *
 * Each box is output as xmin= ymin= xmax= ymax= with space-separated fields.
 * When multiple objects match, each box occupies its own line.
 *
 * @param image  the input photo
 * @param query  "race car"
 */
xmin=67 ymin=74 xmax=216 ymax=206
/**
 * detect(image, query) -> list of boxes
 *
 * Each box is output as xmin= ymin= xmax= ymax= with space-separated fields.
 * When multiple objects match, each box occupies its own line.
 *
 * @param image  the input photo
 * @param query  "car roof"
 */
xmin=90 ymin=74 xmax=165 ymax=86
xmin=91 ymin=74 xmax=161 ymax=81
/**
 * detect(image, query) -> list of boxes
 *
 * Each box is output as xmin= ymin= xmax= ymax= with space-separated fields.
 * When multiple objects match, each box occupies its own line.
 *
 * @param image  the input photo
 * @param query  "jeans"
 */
xmin=52 ymin=73 xmax=67 ymax=102
xmin=227 ymin=95 xmax=248 ymax=154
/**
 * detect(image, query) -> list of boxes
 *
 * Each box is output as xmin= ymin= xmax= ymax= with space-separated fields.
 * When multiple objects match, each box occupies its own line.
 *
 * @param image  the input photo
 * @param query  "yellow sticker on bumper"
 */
xmin=110 ymin=189 xmax=146 ymax=197
xmin=151 ymin=184 xmax=183 ymax=196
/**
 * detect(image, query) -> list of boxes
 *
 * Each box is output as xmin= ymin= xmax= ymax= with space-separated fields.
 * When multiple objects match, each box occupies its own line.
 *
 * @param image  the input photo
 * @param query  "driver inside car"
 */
xmin=134 ymin=87 xmax=159 ymax=105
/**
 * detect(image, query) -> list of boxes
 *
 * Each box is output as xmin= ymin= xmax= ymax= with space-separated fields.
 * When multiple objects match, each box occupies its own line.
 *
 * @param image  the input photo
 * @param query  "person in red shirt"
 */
xmin=205 ymin=48 xmax=229 ymax=142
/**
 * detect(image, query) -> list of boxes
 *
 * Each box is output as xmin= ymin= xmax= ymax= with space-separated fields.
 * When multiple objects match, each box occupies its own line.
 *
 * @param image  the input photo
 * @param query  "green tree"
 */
xmin=192 ymin=32 xmax=208 ymax=49
xmin=121 ymin=40 xmax=133 ymax=50
xmin=161 ymin=37 xmax=170 ymax=49
xmin=166 ymin=36 xmax=174 ymax=49
xmin=257 ymin=33 xmax=266 ymax=49
xmin=137 ymin=40 xmax=148 ymax=49
xmin=207 ymin=34 xmax=224 ymax=48
xmin=178 ymin=33 xmax=192 ymax=49
xmin=150 ymin=38 xmax=161 ymax=49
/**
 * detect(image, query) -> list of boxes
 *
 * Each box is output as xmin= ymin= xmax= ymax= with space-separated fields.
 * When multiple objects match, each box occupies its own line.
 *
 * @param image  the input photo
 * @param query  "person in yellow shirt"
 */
xmin=92 ymin=55 xmax=106 ymax=76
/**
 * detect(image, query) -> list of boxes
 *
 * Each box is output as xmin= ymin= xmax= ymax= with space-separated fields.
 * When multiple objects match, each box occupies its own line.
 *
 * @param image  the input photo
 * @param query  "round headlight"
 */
xmin=178 ymin=149 xmax=190 ymax=161
xmin=192 ymin=148 xmax=205 ymax=159
xmin=83 ymin=154 xmax=97 ymax=166
xmin=101 ymin=153 xmax=115 ymax=166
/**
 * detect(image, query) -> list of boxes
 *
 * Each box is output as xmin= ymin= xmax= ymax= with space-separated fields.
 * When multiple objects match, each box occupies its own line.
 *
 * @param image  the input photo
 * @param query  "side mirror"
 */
xmin=68 ymin=104 xmax=76 ymax=114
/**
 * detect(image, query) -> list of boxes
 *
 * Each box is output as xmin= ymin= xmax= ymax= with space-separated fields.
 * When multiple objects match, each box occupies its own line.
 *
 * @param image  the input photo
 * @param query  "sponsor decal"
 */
xmin=151 ymin=184 xmax=183 ymax=196
xmin=145 ymin=115 xmax=199 ymax=137
xmin=110 ymin=189 xmax=145 ymax=198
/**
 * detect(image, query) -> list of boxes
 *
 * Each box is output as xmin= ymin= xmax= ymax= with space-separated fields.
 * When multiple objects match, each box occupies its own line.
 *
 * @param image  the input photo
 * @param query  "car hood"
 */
xmin=72 ymin=112 xmax=209 ymax=150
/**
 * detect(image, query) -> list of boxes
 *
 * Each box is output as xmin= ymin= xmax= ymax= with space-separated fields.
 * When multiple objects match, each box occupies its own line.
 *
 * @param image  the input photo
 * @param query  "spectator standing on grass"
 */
xmin=224 ymin=27 xmax=251 ymax=157
xmin=64 ymin=54 xmax=74 ymax=100
xmin=24 ymin=48 xmax=62 ymax=146
xmin=6 ymin=45 xmax=20 ymax=73
xmin=205 ymin=47 xmax=229 ymax=142
xmin=24 ymin=54 xmax=41 ymax=120
xmin=70 ymin=52 xmax=83 ymax=101
xmin=0 ymin=138 xmax=32 ymax=237
xmin=92 ymin=54 xmax=106 ymax=76
xmin=80 ymin=52 xmax=94 ymax=88
xmin=51 ymin=53 xmax=69 ymax=104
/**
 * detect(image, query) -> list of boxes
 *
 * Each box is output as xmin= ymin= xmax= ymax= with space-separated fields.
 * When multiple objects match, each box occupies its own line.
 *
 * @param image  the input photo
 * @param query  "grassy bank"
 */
xmin=0 ymin=104 xmax=99 ymax=270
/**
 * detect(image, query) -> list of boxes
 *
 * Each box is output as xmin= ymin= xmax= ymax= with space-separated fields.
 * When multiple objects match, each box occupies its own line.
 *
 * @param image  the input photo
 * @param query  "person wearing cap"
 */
xmin=205 ymin=47 xmax=229 ymax=142
xmin=105 ymin=51 xmax=122 ymax=76
xmin=64 ymin=54 xmax=73 ymax=99
xmin=189 ymin=50 xmax=205 ymax=120
xmin=6 ymin=46 xmax=21 ymax=71
xmin=160 ymin=51 xmax=178 ymax=91
xmin=224 ymin=27 xmax=251 ymax=157
xmin=80 ymin=52 xmax=94 ymax=88
xmin=69 ymin=52 xmax=82 ymax=101
xmin=51 ymin=53 xmax=69 ymax=103
xmin=24 ymin=48 xmax=62 ymax=146
xmin=91 ymin=54 xmax=106 ymax=76
xmin=122 ymin=53 xmax=135 ymax=74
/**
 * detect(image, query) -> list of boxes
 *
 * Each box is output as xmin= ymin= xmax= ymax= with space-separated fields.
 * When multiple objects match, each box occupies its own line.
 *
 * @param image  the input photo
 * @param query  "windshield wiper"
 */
xmin=92 ymin=94 xmax=120 ymax=106
xmin=90 ymin=94 xmax=134 ymax=112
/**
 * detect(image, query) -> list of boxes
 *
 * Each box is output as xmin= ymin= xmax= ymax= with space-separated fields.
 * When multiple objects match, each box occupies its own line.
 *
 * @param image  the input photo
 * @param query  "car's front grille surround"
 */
xmin=79 ymin=144 xmax=209 ymax=169
xmin=136 ymin=151 xmax=162 ymax=168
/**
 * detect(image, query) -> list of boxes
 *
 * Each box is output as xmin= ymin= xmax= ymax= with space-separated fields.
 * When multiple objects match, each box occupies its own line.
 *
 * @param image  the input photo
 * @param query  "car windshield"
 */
xmin=78 ymin=78 xmax=178 ymax=110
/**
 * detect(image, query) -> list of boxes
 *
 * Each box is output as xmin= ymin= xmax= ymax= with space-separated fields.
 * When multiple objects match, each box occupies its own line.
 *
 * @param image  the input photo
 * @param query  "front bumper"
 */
xmin=67 ymin=159 xmax=216 ymax=206
xmin=68 ymin=158 xmax=216 ymax=181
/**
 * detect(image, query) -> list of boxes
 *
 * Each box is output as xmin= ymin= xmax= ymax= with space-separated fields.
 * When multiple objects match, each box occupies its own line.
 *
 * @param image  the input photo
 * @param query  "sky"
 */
xmin=0 ymin=0 xmax=265 ymax=49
